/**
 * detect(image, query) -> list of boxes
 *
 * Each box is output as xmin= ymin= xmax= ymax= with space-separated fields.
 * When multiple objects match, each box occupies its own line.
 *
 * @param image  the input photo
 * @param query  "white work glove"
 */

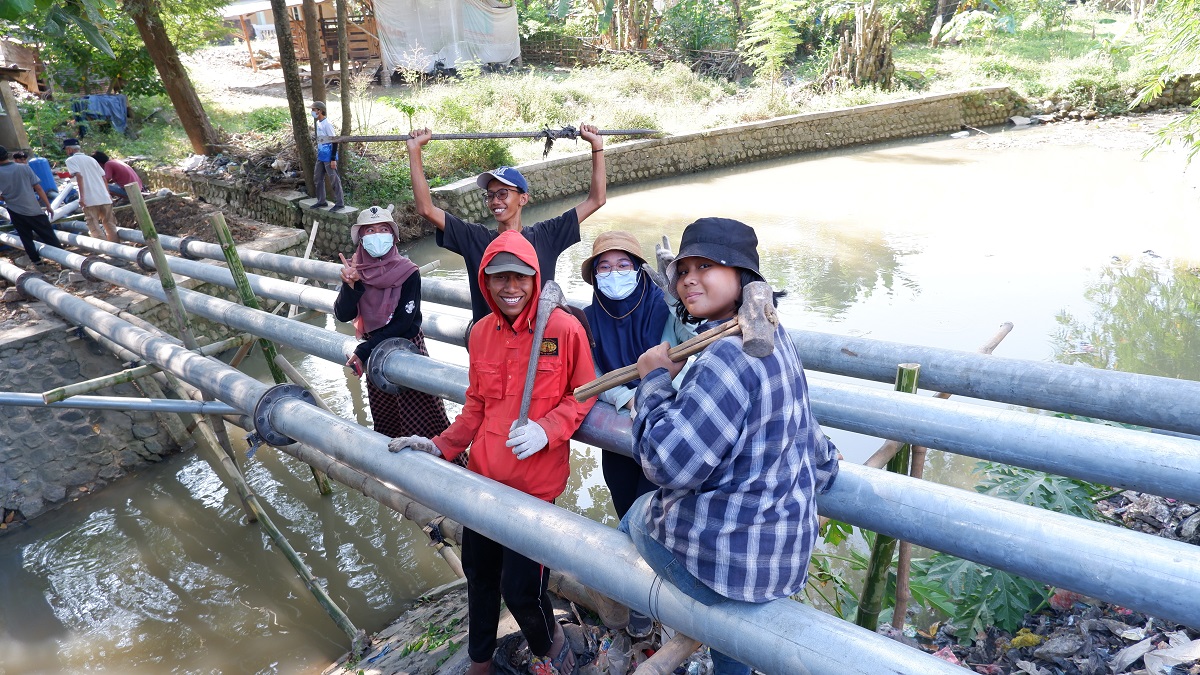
xmin=388 ymin=435 xmax=441 ymax=458
xmin=506 ymin=420 xmax=548 ymax=460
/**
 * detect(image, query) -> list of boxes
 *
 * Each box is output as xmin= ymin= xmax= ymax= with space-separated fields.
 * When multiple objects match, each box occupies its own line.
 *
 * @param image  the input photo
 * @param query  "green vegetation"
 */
xmin=400 ymin=618 xmax=462 ymax=656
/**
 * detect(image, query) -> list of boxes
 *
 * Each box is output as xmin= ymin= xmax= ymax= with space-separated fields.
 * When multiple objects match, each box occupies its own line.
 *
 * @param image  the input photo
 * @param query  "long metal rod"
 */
xmin=17 ymin=232 xmax=1200 ymax=506
xmin=1 ymin=256 xmax=960 ymax=675
xmin=45 ymin=230 xmax=473 ymax=347
xmin=0 ymin=391 xmax=239 ymax=414
xmin=316 ymin=127 xmax=660 ymax=145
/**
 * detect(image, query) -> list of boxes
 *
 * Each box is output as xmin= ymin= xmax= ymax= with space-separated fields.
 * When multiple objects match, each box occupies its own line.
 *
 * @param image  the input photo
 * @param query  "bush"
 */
xmin=16 ymin=99 xmax=75 ymax=159
xmin=654 ymin=0 xmax=738 ymax=55
xmin=340 ymin=148 xmax=413 ymax=208
xmin=247 ymin=107 xmax=293 ymax=133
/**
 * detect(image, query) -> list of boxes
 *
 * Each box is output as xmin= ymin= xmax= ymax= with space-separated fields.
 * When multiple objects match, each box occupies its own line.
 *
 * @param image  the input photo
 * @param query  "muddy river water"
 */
xmin=2 ymin=120 xmax=1198 ymax=673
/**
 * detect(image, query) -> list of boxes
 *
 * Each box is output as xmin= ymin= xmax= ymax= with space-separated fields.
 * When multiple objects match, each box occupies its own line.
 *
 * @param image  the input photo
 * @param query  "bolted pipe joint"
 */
xmin=15 ymin=270 xmax=46 ymax=295
xmin=367 ymin=338 xmax=419 ymax=395
xmin=79 ymin=256 xmax=106 ymax=282
xmin=253 ymin=383 xmax=316 ymax=446
xmin=178 ymin=236 xmax=204 ymax=260
xmin=136 ymin=247 xmax=157 ymax=272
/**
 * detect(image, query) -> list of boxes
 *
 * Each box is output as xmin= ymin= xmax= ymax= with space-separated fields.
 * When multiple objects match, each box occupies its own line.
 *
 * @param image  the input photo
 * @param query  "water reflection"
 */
xmin=1053 ymin=258 xmax=1200 ymax=380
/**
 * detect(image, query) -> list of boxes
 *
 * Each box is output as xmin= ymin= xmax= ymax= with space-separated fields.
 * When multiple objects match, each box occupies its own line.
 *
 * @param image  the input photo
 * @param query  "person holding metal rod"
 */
xmin=622 ymin=218 xmax=840 ymax=675
xmin=334 ymin=205 xmax=449 ymax=440
xmin=406 ymin=123 xmax=606 ymax=323
xmin=388 ymin=231 xmax=596 ymax=675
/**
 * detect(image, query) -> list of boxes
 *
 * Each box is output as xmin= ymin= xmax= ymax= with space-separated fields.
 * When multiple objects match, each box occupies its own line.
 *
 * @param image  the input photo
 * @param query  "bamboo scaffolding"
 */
xmin=41 ymin=335 xmax=251 ymax=403
xmin=633 ymin=633 xmax=704 ymax=675
xmin=855 ymin=363 xmax=919 ymax=632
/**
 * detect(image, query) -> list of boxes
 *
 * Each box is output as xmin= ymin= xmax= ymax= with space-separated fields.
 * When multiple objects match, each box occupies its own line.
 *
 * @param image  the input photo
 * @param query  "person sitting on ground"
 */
xmin=91 ymin=151 xmax=144 ymax=202
xmin=623 ymin=217 xmax=840 ymax=675
xmin=0 ymin=145 xmax=64 ymax=266
xmin=334 ymin=205 xmax=450 ymax=440
xmin=309 ymin=101 xmax=343 ymax=211
xmin=63 ymin=138 xmax=119 ymax=243
xmin=388 ymin=231 xmax=596 ymax=675
xmin=407 ymin=124 xmax=606 ymax=323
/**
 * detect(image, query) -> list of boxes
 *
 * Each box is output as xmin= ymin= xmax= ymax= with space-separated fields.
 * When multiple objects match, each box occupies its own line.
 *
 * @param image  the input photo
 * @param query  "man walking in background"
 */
xmin=310 ymin=101 xmax=344 ymax=211
xmin=63 ymin=138 xmax=119 ymax=242
xmin=0 ymin=145 xmax=64 ymax=266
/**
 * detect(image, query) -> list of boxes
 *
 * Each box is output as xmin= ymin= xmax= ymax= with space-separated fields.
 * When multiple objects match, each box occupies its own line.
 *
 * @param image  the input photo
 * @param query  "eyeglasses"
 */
xmin=595 ymin=260 xmax=636 ymax=276
xmin=482 ymin=188 xmax=519 ymax=202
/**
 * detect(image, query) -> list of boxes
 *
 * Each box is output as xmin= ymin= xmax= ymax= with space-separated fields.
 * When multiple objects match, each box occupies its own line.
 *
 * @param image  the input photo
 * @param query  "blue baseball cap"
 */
xmin=476 ymin=166 xmax=529 ymax=193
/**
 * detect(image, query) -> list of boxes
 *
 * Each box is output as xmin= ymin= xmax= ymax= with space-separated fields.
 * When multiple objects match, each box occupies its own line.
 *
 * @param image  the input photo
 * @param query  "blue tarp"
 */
xmin=71 ymin=94 xmax=128 ymax=135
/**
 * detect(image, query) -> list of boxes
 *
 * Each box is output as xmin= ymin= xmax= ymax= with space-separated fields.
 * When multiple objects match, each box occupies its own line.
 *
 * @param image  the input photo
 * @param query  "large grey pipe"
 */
xmin=1 ymin=262 xmax=962 ymax=675
xmin=57 ymin=221 xmax=1200 ymax=434
xmin=21 ymin=232 xmax=1200 ymax=506
xmin=17 ymin=232 xmax=1200 ymax=505
xmin=369 ymin=348 xmax=1200 ymax=629
xmin=43 ymin=231 xmax=472 ymax=348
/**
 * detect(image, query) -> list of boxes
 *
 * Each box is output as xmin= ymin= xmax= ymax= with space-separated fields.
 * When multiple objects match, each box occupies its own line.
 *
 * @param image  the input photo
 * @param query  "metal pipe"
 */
xmin=0 ymin=391 xmax=239 ymax=415
xmin=23 ymin=232 xmax=1200 ymax=505
xmin=43 ymin=230 xmax=472 ymax=347
xmin=0 ymin=261 xmax=960 ymax=675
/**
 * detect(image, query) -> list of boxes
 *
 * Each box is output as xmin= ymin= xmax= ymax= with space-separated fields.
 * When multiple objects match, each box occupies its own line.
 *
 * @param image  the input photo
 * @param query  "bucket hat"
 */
xmin=665 ymin=217 xmax=763 ymax=299
xmin=351 ymin=204 xmax=399 ymax=245
xmin=580 ymin=231 xmax=647 ymax=286
xmin=476 ymin=166 xmax=529 ymax=193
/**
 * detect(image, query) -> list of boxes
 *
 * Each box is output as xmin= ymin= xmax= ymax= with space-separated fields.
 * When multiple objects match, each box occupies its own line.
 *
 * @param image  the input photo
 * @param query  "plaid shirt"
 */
xmin=632 ymin=322 xmax=839 ymax=603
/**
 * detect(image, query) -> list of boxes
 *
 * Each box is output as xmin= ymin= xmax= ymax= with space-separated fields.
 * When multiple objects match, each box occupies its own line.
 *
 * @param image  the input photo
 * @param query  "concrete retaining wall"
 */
xmin=0 ymin=317 xmax=178 ymax=522
xmin=143 ymin=87 xmax=1022 ymax=244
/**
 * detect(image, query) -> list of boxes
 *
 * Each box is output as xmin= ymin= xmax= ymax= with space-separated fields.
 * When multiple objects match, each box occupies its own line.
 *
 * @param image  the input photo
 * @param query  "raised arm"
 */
xmin=406 ymin=128 xmax=447 ymax=230
xmin=573 ymin=123 xmax=606 ymax=223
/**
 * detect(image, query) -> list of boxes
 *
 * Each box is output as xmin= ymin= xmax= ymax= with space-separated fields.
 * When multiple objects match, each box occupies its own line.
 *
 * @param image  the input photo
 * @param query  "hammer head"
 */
xmin=738 ymin=281 xmax=778 ymax=358
xmin=538 ymin=280 xmax=567 ymax=315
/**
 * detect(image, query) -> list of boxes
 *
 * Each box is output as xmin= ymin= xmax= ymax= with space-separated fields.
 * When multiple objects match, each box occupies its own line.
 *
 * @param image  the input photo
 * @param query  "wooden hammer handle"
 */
xmin=573 ymin=318 xmax=741 ymax=402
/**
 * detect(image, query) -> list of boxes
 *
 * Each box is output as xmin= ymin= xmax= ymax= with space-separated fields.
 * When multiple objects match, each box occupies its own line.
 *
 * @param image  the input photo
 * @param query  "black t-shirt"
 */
xmin=437 ymin=208 xmax=581 ymax=321
xmin=333 ymin=272 xmax=423 ymax=363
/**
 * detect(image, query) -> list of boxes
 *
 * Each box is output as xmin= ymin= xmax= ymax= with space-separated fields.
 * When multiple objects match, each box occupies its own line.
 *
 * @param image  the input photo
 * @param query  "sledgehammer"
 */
xmin=573 ymin=280 xmax=779 ymax=402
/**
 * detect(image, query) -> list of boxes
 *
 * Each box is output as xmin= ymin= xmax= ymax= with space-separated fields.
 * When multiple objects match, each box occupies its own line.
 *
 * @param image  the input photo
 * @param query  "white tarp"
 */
xmin=373 ymin=0 xmax=520 ymax=74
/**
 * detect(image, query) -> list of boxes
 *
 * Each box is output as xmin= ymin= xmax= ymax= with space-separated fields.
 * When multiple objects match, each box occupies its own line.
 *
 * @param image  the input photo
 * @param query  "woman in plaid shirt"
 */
xmin=622 ymin=217 xmax=840 ymax=675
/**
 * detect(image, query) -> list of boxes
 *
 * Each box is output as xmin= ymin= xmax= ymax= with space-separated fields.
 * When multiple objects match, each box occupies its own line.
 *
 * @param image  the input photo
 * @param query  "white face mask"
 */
xmin=311 ymin=111 xmax=320 ymax=119
xmin=596 ymin=269 xmax=639 ymax=300
xmin=361 ymin=232 xmax=394 ymax=258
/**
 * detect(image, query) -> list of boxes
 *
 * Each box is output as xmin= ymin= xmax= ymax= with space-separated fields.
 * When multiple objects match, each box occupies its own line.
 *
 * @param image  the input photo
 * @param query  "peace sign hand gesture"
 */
xmin=339 ymin=252 xmax=361 ymax=286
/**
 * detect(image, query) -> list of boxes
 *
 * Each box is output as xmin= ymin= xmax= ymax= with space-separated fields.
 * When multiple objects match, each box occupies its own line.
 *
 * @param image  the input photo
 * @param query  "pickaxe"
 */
xmin=517 ymin=280 xmax=571 ymax=427
xmin=573 ymin=280 xmax=779 ymax=402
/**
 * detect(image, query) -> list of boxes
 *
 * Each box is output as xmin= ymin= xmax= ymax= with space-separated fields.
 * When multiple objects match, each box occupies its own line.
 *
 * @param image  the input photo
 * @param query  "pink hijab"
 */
xmin=351 ymin=244 xmax=417 ymax=338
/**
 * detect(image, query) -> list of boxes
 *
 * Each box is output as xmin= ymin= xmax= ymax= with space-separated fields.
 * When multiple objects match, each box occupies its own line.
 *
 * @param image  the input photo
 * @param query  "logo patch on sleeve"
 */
xmin=539 ymin=338 xmax=559 ymax=356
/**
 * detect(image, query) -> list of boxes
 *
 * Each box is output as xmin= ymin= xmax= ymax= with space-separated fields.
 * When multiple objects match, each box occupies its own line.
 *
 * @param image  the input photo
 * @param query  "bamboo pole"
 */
xmin=128 ymin=187 xmax=246 ymax=508
xmin=210 ymin=212 xmax=289 ymax=384
xmin=633 ymin=634 xmax=704 ymax=675
xmin=855 ymin=363 xmax=920 ymax=632
xmin=42 ymin=335 xmax=251 ymax=403
xmin=212 ymin=211 xmax=330 ymax=494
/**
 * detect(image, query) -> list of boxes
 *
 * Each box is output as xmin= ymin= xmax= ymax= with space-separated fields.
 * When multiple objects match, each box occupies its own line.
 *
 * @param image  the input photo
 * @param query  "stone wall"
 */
xmin=436 ymin=86 xmax=1022 ymax=221
xmin=144 ymin=87 xmax=1022 ymax=241
xmin=0 ymin=316 xmax=177 ymax=523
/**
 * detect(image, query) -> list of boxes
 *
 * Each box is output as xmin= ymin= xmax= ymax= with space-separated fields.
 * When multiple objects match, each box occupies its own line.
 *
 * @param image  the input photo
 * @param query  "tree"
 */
xmin=739 ymin=0 xmax=803 ymax=86
xmin=336 ymin=0 xmax=351 ymax=137
xmin=271 ymin=0 xmax=317 ymax=195
xmin=1135 ymin=0 xmax=1200 ymax=163
xmin=301 ymin=0 xmax=326 ymax=103
xmin=126 ymin=0 xmax=222 ymax=154
xmin=0 ymin=0 xmax=117 ymax=59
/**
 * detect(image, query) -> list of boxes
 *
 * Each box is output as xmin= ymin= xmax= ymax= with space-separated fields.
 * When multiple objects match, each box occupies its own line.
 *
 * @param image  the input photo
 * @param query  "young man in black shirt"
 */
xmin=407 ymin=125 xmax=607 ymax=322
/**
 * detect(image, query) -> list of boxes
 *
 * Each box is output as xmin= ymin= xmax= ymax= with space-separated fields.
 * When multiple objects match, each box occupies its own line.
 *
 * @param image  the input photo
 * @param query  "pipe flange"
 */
xmin=253 ymin=383 xmax=316 ymax=446
xmin=14 ymin=271 xmax=45 ymax=294
xmin=79 ymin=256 xmax=105 ymax=282
xmin=136 ymin=247 xmax=156 ymax=272
xmin=367 ymin=337 xmax=418 ymax=395
xmin=178 ymin=236 xmax=203 ymax=260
